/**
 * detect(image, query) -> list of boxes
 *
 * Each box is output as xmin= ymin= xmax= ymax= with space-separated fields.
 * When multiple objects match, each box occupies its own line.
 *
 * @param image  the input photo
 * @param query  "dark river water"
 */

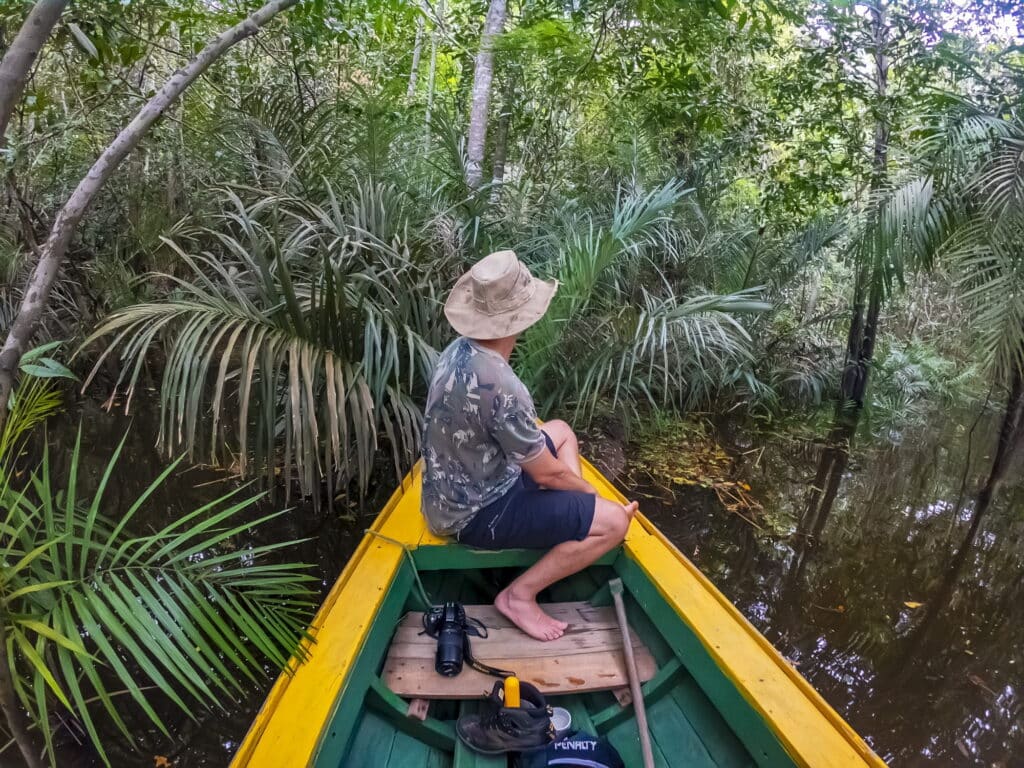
xmin=3 ymin=400 xmax=1021 ymax=766
xmin=619 ymin=411 xmax=1023 ymax=767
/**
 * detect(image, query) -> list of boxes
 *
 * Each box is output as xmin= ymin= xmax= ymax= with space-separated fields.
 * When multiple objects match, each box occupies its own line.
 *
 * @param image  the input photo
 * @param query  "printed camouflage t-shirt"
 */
xmin=421 ymin=337 xmax=546 ymax=536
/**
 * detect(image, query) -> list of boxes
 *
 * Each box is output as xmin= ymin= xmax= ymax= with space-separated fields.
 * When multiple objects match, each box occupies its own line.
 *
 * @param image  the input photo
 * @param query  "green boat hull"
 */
xmin=317 ymin=552 xmax=790 ymax=767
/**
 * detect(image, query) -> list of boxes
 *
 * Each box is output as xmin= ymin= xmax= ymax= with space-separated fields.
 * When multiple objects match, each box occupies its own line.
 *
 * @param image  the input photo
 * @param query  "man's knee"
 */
xmin=545 ymin=419 xmax=578 ymax=448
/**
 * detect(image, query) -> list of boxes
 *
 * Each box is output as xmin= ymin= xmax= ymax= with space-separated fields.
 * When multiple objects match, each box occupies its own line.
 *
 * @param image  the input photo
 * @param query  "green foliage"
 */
xmin=0 ymin=377 xmax=62 ymax=466
xmin=84 ymin=182 xmax=455 ymax=500
xmin=0 ymin=431 xmax=315 ymax=766
xmin=870 ymin=340 xmax=982 ymax=432
xmin=512 ymin=181 xmax=774 ymax=420
xmin=941 ymin=117 xmax=1024 ymax=386
xmin=1 ymin=344 xmax=77 ymax=458
xmin=0 ymin=0 xmax=1021 ymax=759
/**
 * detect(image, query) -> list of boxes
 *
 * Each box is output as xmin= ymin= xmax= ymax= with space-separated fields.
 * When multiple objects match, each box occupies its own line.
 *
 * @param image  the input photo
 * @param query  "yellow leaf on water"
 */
xmin=904 ymin=601 xmax=923 ymax=609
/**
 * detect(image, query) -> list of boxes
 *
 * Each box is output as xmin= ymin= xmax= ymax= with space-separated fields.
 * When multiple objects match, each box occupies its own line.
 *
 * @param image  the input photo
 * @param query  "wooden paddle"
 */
xmin=609 ymin=578 xmax=655 ymax=768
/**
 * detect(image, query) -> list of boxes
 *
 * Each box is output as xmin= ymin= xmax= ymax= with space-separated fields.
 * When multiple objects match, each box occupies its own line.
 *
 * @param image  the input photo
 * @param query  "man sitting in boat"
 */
xmin=421 ymin=250 xmax=639 ymax=642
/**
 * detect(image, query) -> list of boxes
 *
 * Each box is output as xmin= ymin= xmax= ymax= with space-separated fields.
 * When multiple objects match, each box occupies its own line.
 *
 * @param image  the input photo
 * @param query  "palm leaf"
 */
xmin=83 ymin=185 xmax=447 ymax=501
xmin=0 ymin=432 xmax=315 ymax=767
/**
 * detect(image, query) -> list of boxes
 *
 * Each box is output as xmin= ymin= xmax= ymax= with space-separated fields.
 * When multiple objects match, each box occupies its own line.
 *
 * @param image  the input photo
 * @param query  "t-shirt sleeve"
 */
xmin=486 ymin=379 xmax=546 ymax=463
xmin=488 ymin=392 xmax=546 ymax=462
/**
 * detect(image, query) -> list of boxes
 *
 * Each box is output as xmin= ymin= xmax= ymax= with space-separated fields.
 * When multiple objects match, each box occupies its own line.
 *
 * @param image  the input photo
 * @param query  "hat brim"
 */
xmin=444 ymin=274 xmax=558 ymax=340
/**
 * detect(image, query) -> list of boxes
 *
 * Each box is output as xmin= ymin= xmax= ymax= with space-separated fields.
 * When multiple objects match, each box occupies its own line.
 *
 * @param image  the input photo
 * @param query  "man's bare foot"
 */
xmin=495 ymin=586 xmax=566 ymax=641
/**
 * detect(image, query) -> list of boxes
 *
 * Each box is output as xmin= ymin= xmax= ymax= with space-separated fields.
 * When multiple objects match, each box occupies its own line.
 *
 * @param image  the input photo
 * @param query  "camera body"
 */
xmin=424 ymin=601 xmax=467 ymax=676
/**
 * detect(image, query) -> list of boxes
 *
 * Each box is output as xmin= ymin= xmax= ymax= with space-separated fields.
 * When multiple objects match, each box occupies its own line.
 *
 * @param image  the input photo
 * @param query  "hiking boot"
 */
xmin=456 ymin=681 xmax=555 ymax=754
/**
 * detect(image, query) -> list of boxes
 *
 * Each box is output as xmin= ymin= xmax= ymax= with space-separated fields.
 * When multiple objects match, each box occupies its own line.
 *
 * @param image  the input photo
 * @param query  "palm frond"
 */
xmin=549 ymin=287 xmax=769 ymax=419
xmin=0 ymin=377 xmax=62 ymax=464
xmin=0 ymin=432 xmax=315 ymax=767
xmin=938 ymin=119 xmax=1024 ymax=386
xmin=520 ymin=180 xmax=692 ymax=386
xmin=83 ymin=185 xmax=448 ymax=500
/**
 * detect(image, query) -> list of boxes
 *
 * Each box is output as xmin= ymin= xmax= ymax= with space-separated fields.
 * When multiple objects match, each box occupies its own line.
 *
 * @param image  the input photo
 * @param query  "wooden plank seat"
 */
xmin=383 ymin=601 xmax=657 ymax=698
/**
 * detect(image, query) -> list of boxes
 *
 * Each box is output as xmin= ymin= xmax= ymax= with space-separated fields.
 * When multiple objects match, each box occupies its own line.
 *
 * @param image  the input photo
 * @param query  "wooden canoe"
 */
xmin=231 ymin=459 xmax=887 ymax=767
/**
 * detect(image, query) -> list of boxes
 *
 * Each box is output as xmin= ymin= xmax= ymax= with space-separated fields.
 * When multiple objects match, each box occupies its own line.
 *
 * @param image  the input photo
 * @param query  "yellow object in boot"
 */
xmin=503 ymin=676 xmax=520 ymax=708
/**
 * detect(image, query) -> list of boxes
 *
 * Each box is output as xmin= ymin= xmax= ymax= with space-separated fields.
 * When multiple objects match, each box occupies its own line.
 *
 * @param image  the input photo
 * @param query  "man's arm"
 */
xmin=520 ymin=448 xmax=597 ymax=494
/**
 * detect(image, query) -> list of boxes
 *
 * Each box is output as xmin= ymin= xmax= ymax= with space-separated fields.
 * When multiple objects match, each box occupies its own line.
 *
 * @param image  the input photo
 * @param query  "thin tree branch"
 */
xmin=0 ymin=0 xmax=300 ymax=440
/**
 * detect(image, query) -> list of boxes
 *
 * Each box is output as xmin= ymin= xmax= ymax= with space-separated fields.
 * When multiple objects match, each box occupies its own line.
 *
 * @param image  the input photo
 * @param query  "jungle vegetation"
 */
xmin=0 ymin=0 xmax=1021 ymax=765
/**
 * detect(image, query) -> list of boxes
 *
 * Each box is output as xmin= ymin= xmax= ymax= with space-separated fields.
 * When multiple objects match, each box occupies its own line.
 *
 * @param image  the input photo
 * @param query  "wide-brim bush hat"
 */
xmin=444 ymin=250 xmax=558 ymax=340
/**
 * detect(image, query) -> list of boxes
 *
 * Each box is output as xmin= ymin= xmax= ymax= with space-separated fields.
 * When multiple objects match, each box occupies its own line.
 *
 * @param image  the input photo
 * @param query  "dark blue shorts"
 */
xmin=455 ymin=433 xmax=596 ymax=550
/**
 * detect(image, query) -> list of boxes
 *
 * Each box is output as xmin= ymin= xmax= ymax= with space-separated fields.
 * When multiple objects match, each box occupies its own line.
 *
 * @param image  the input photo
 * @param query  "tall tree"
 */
xmin=839 ymin=0 xmax=891 ymax=411
xmin=465 ymin=0 xmax=507 ymax=188
xmin=406 ymin=0 xmax=426 ymax=101
xmin=423 ymin=0 xmax=443 ymax=149
xmin=489 ymin=86 xmax=511 ymax=198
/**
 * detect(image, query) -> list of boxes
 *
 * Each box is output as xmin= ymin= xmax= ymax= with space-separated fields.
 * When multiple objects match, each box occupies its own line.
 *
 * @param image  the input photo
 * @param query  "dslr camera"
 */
xmin=422 ymin=601 xmax=470 ymax=676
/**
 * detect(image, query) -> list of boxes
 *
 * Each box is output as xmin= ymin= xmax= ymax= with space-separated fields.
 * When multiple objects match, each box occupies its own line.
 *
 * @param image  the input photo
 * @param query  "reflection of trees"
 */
xmin=897 ymin=374 xmax=1024 ymax=671
xmin=774 ymin=401 xmax=1024 ymax=761
xmin=787 ymin=422 xmax=854 ymax=588
xmin=987 ymin=550 xmax=1024 ymax=632
xmin=883 ymin=529 xmax=1024 ymax=762
xmin=655 ymin=399 xmax=1024 ymax=761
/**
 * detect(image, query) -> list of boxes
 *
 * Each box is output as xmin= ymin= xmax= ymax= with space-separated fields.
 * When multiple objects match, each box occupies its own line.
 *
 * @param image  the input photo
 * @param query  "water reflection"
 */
xmin=633 ymin=411 xmax=1024 ymax=766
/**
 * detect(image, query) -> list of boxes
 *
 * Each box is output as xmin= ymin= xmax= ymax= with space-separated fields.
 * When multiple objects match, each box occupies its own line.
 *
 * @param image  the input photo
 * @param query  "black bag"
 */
xmin=514 ymin=731 xmax=625 ymax=768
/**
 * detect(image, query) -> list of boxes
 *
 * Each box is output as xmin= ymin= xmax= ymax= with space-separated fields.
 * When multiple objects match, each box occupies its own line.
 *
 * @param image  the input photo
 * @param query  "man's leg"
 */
xmin=541 ymin=419 xmax=582 ymax=478
xmin=495 ymin=496 xmax=638 ymax=641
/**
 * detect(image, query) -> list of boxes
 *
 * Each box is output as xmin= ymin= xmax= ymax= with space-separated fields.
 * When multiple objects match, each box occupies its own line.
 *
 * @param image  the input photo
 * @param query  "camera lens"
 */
xmin=435 ymin=624 xmax=464 ymax=677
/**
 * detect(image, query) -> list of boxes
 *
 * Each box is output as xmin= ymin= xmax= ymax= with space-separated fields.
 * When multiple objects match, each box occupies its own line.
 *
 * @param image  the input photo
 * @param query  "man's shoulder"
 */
xmin=440 ymin=338 xmax=510 ymax=377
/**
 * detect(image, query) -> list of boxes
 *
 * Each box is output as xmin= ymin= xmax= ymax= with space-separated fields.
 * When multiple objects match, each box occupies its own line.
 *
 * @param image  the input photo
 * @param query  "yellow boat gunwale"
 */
xmin=231 ymin=460 xmax=886 ymax=768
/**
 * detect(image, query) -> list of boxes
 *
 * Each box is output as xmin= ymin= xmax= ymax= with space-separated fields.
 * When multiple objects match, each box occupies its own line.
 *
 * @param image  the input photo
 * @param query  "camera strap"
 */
xmin=447 ymin=614 xmax=516 ymax=678
xmin=463 ymin=634 xmax=515 ymax=679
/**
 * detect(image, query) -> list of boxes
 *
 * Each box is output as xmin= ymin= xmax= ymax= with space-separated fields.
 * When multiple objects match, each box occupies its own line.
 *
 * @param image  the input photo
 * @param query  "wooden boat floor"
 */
xmin=316 ymin=565 xmax=771 ymax=768
xmin=383 ymin=601 xmax=657 ymax=698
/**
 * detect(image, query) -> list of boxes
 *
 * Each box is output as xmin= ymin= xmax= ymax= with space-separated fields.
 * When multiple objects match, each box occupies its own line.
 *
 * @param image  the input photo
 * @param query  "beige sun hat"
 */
xmin=444 ymin=250 xmax=558 ymax=340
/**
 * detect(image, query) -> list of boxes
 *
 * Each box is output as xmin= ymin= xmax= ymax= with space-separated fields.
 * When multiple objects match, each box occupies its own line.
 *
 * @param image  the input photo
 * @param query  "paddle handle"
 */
xmin=610 ymin=578 xmax=655 ymax=768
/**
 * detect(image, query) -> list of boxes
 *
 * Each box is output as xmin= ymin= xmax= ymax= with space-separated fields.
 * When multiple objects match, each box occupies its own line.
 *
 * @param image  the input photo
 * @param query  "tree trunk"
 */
xmin=489 ymin=92 xmax=511 ymax=200
xmin=0 ymin=0 xmax=67 ymax=146
xmin=423 ymin=0 xmax=443 ymax=150
xmin=165 ymin=22 xmax=184 ymax=216
xmin=464 ymin=0 xmax=507 ymax=189
xmin=789 ymin=421 xmax=854 ymax=587
xmin=406 ymin=1 xmax=427 ymax=102
xmin=0 ymin=0 xmax=300 ymax=432
xmin=837 ymin=1 xmax=889 ymax=412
